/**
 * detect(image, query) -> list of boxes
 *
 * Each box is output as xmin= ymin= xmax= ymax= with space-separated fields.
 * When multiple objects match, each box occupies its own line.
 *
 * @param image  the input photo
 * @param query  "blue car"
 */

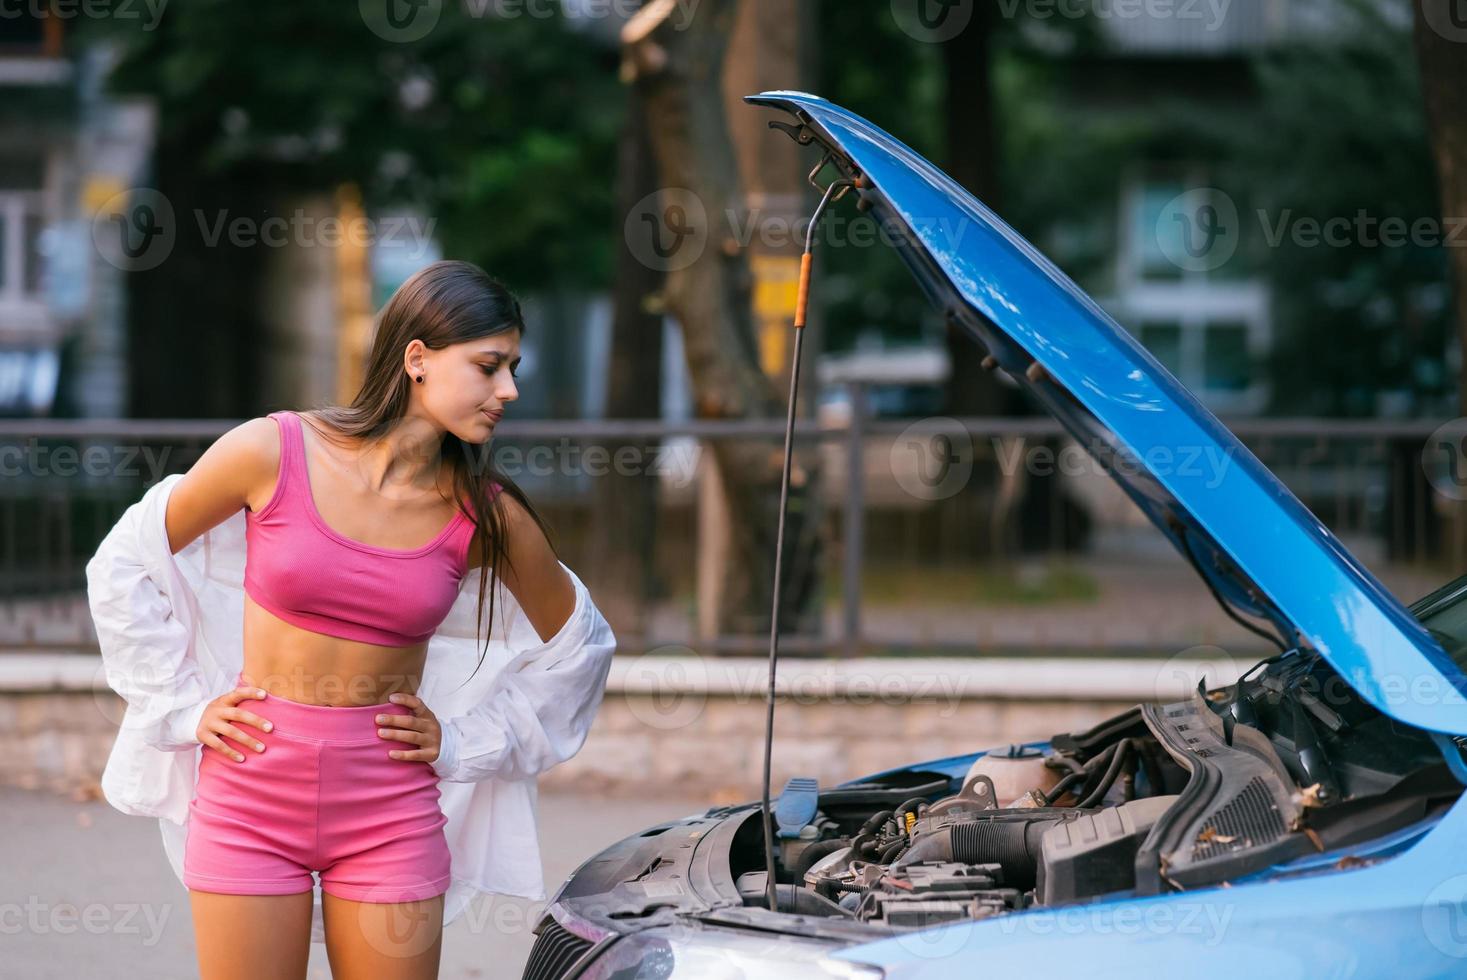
xmin=521 ymin=92 xmax=1467 ymax=980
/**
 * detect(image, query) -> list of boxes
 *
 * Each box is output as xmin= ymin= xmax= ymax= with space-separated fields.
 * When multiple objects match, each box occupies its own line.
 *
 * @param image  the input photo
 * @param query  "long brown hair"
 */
xmin=301 ymin=259 xmax=556 ymax=684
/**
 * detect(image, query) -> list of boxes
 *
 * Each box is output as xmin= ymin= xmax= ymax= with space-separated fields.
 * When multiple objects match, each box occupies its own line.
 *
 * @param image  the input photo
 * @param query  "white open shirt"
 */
xmin=85 ymin=472 xmax=618 ymax=944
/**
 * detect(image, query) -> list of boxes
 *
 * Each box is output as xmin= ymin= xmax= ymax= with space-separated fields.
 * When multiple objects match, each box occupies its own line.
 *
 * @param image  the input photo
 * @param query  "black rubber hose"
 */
xmin=792 ymin=838 xmax=852 ymax=881
xmin=1075 ymin=739 xmax=1133 ymax=808
xmin=892 ymin=818 xmax=1060 ymax=889
xmin=1045 ymin=743 xmax=1116 ymax=805
xmin=877 ymin=838 xmax=907 ymax=863
xmin=860 ymin=810 xmax=894 ymax=837
xmin=1043 ymin=769 xmax=1089 ymax=805
xmin=892 ymin=797 xmax=927 ymax=827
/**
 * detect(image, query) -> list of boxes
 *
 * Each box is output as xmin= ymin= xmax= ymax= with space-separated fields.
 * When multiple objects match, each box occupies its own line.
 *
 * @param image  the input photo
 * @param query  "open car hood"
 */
xmin=747 ymin=90 xmax=1467 ymax=736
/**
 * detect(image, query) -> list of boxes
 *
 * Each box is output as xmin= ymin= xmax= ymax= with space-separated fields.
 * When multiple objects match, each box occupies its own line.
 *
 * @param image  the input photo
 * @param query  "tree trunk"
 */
xmin=1413 ymin=1 xmax=1467 ymax=566
xmin=587 ymin=83 xmax=667 ymax=640
xmin=623 ymin=0 xmax=823 ymax=638
xmin=941 ymin=4 xmax=1015 ymax=421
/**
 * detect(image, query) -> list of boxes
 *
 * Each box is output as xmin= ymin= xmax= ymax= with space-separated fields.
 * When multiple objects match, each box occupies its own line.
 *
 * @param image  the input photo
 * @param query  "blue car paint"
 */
xmin=746 ymin=90 xmax=1467 ymax=738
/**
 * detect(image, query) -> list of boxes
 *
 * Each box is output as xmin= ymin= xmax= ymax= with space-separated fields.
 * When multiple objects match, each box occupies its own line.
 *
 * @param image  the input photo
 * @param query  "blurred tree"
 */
xmin=80 ymin=2 xmax=622 ymax=296
xmin=1413 ymin=0 xmax=1467 ymax=418
xmin=1236 ymin=0 xmax=1453 ymax=418
xmin=811 ymin=3 xmax=1099 ymax=559
xmin=589 ymin=68 xmax=666 ymax=639
xmin=622 ymin=0 xmax=823 ymax=639
xmin=1412 ymin=0 xmax=1467 ymax=564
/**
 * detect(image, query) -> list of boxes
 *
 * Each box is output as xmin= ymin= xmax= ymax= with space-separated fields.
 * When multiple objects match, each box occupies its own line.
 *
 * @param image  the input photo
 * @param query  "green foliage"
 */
xmin=77 ymin=1 xmax=623 ymax=291
xmin=1227 ymin=0 xmax=1453 ymax=416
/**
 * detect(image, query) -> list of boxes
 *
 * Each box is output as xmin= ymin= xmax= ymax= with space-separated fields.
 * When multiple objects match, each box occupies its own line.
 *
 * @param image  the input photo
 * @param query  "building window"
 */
xmin=1134 ymin=179 xmax=1189 ymax=282
xmin=1138 ymin=321 xmax=1182 ymax=375
xmin=0 ymin=196 xmax=46 ymax=301
xmin=1202 ymin=321 xmax=1251 ymax=392
xmin=1117 ymin=167 xmax=1269 ymax=413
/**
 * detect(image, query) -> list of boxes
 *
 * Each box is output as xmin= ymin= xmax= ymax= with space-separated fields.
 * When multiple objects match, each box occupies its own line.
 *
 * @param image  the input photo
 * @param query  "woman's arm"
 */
xmin=427 ymin=497 xmax=617 ymax=783
xmin=86 ymin=418 xmax=279 ymax=751
xmin=163 ymin=417 xmax=279 ymax=554
xmin=495 ymin=493 xmax=577 ymax=644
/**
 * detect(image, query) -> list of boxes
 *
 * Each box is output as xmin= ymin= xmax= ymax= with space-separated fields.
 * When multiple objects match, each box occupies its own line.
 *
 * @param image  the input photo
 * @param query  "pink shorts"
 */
xmin=183 ymin=678 xmax=452 ymax=903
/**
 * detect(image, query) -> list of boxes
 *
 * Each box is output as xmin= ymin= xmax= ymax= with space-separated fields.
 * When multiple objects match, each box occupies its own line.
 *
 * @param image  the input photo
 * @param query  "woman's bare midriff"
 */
xmin=241 ymin=593 xmax=428 ymax=706
xmin=236 ymin=413 xmax=476 ymax=706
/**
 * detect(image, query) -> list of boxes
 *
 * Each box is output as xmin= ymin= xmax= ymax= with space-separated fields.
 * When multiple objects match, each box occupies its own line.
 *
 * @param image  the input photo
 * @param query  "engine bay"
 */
xmin=727 ymin=650 xmax=1463 ymax=931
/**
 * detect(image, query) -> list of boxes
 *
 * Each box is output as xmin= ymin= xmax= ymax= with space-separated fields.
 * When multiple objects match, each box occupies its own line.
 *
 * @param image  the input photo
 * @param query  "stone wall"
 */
xmin=2 ymin=653 xmax=1232 ymax=805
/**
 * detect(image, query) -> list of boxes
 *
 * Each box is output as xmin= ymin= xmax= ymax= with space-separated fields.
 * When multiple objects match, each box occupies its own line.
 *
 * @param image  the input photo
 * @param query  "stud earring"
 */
xmin=415 ymin=375 xmax=424 ymax=384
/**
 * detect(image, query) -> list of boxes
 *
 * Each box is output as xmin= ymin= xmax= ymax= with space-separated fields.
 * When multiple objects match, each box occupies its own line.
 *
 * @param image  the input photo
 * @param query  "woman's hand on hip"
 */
xmin=376 ymin=693 xmax=442 ymax=765
xmin=199 ymin=685 xmax=273 ymax=763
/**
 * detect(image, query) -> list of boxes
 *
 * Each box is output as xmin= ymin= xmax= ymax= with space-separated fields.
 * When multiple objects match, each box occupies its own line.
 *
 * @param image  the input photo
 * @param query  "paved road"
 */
xmin=3 ymin=785 xmax=715 ymax=979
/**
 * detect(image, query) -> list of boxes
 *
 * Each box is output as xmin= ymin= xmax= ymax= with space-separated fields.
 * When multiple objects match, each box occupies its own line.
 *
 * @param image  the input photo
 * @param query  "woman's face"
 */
xmin=414 ymin=332 xmax=522 ymax=443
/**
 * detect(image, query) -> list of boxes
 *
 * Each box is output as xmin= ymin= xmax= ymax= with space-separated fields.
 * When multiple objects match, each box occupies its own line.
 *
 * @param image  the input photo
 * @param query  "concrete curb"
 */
xmin=2 ymin=651 xmax=1250 ymax=701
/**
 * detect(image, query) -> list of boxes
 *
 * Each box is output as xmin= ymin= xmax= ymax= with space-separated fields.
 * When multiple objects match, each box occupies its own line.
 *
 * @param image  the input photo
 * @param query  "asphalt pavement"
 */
xmin=3 ymin=784 xmax=713 ymax=979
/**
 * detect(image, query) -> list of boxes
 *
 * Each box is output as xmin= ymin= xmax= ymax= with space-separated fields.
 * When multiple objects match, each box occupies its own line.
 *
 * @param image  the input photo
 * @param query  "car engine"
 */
xmin=731 ymin=654 xmax=1458 ymax=930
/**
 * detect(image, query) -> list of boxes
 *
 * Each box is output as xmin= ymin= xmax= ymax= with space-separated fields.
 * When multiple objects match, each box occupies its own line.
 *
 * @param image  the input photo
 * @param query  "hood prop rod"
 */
xmin=760 ymin=158 xmax=857 ymax=914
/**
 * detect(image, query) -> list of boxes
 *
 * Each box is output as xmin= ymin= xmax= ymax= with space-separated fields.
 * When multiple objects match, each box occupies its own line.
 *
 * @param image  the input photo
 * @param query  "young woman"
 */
xmin=158 ymin=259 xmax=578 ymax=979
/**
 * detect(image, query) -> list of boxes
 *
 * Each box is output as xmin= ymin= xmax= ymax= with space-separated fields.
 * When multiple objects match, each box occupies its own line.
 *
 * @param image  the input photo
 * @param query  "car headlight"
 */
xmin=578 ymin=921 xmax=884 ymax=980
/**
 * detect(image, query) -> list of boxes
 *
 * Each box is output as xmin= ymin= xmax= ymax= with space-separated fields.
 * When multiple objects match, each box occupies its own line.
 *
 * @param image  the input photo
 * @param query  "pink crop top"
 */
xmin=243 ymin=410 xmax=488 ymax=647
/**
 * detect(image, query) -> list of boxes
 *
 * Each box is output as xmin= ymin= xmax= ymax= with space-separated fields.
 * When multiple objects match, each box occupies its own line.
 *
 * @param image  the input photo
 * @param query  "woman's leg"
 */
xmin=320 ymin=892 xmax=444 ymax=980
xmin=188 ymin=889 xmax=314 ymax=980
